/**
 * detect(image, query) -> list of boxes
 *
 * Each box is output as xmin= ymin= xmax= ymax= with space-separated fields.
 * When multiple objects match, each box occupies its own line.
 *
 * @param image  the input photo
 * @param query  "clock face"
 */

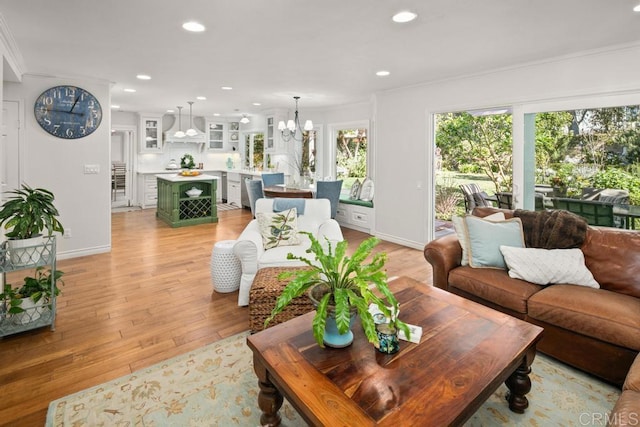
xmin=34 ymin=85 xmax=102 ymax=139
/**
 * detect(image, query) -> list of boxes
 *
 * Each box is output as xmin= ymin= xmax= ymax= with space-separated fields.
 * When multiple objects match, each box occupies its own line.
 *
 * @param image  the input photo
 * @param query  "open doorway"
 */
xmin=110 ymin=125 xmax=136 ymax=208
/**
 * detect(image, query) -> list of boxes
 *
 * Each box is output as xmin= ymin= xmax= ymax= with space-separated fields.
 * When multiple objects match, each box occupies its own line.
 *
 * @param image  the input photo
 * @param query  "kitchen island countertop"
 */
xmin=155 ymin=173 xmax=219 ymax=183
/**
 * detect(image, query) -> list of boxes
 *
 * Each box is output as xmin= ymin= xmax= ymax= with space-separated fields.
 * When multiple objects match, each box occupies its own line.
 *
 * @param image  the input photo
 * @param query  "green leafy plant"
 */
xmin=0 ymin=184 xmax=64 ymax=239
xmin=265 ymin=232 xmax=410 ymax=348
xmin=0 ymin=267 xmax=64 ymax=314
xmin=180 ymin=154 xmax=195 ymax=169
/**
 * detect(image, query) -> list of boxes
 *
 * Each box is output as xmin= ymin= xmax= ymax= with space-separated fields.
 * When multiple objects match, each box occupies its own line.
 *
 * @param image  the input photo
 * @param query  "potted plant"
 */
xmin=0 ymin=267 xmax=64 ymax=325
xmin=0 ymin=184 xmax=64 ymax=266
xmin=181 ymin=153 xmax=195 ymax=169
xmin=265 ymin=232 xmax=410 ymax=349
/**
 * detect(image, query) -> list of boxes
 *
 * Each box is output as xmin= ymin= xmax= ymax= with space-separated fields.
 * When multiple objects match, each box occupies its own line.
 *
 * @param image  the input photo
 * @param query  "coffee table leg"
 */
xmin=505 ymin=349 xmax=535 ymax=413
xmin=253 ymin=354 xmax=283 ymax=426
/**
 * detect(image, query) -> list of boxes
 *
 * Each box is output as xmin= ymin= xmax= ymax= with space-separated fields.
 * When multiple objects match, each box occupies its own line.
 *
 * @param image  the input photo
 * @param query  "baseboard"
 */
xmin=57 ymin=245 xmax=111 ymax=260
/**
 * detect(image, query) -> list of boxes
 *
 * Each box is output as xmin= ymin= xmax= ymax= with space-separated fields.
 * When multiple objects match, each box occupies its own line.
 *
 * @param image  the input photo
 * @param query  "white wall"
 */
xmin=374 ymin=43 xmax=640 ymax=249
xmin=4 ymin=75 xmax=112 ymax=258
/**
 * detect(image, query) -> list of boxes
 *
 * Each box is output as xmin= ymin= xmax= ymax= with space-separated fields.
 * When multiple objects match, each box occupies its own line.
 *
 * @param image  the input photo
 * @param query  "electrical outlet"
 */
xmin=84 ymin=164 xmax=100 ymax=174
xmin=64 ymin=228 xmax=72 ymax=239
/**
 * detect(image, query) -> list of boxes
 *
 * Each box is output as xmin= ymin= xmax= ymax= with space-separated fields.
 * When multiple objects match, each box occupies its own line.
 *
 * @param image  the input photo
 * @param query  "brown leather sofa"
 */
xmin=609 ymin=354 xmax=640 ymax=426
xmin=424 ymin=207 xmax=640 ymax=388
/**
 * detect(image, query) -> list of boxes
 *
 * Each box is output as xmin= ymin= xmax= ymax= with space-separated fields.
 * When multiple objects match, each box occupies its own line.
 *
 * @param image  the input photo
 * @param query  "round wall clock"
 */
xmin=34 ymin=85 xmax=102 ymax=139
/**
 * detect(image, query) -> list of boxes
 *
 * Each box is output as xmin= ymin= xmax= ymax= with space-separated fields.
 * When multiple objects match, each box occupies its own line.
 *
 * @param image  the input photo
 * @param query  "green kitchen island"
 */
xmin=156 ymin=174 xmax=218 ymax=227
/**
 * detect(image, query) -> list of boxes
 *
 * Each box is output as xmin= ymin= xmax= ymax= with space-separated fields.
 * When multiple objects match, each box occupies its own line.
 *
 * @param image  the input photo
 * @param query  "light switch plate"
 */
xmin=84 ymin=164 xmax=100 ymax=174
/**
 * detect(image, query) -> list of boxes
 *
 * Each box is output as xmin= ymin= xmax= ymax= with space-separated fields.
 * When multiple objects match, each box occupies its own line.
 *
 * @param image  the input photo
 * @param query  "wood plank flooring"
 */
xmin=0 ymin=207 xmax=432 ymax=426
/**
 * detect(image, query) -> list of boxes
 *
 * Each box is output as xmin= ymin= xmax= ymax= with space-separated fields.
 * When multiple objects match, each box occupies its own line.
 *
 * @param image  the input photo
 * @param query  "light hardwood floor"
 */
xmin=0 ymin=207 xmax=432 ymax=426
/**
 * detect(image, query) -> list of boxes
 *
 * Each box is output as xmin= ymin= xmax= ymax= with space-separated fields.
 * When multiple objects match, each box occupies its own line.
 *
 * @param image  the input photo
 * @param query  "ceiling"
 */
xmin=1 ymin=0 xmax=639 ymax=118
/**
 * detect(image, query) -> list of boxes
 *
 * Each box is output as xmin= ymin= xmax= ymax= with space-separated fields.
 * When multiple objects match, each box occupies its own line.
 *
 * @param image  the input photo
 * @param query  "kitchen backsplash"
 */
xmin=137 ymin=144 xmax=241 ymax=171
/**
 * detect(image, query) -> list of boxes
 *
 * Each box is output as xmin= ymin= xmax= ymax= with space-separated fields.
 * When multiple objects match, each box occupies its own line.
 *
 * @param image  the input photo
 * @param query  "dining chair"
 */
xmin=495 ymin=192 xmax=514 ymax=209
xmin=552 ymin=197 xmax=615 ymax=227
xmin=315 ymin=180 xmax=343 ymax=219
xmin=245 ymin=179 xmax=264 ymax=218
xmin=261 ymin=173 xmax=284 ymax=188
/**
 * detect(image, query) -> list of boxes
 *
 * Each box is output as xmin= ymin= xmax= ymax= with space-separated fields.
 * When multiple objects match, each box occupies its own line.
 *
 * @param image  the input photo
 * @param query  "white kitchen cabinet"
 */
xmin=137 ymin=173 xmax=159 ymax=208
xmin=206 ymin=122 xmax=225 ymax=150
xmin=264 ymin=111 xmax=286 ymax=154
xmin=227 ymin=172 xmax=242 ymax=207
xmin=336 ymin=201 xmax=375 ymax=233
xmin=139 ymin=114 xmax=163 ymax=153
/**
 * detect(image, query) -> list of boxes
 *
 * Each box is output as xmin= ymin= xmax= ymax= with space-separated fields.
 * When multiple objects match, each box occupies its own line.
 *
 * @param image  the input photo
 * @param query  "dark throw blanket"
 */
xmin=513 ymin=209 xmax=588 ymax=249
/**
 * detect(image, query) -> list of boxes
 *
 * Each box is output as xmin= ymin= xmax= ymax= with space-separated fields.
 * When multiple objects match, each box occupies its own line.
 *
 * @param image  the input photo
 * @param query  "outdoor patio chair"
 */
xmin=495 ymin=192 xmax=514 ymax=209
xmin=459 ymin=183 xmax=492 ymax=213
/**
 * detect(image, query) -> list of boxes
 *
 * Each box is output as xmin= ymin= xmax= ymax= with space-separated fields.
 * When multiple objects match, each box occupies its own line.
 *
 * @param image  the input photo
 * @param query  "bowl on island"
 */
xmin=185 ymin=187 xmax=203 ymax=198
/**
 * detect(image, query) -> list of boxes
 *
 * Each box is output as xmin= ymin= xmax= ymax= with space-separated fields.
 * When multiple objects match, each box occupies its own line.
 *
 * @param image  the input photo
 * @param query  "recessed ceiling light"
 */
xmin=634 ymin=4 xmax=640 ymax=12
xmin=252 ymin=102 xmax=262 ymax=106
xmin=166 ymin=109 xmax=174 ymax=113
xmin=136 ymin=74 xmax=151 ymax=80
xmin=376 ymin=70 xmax=390 ymax=77
xmin=182 ymin=21 xmax=205 ymax=32
xmin=392 ymin=11 xmax=417 ymax=23
xmin=111 ymin=105 xmax=120 ymax=109
xmin=221 ymin=86 xmax=233 ymax=90
xmin=124 ymin=88 xmax=136 ymax=93
xmin=196 ymin=96 xmax=207 ymax=100
xmin=213 ymin=113 xmax=221 ymax=116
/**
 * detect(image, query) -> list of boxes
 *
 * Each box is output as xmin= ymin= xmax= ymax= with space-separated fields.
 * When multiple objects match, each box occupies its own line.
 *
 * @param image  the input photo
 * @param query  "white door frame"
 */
xmin=110 ymin=124 xmax=137 ymax=207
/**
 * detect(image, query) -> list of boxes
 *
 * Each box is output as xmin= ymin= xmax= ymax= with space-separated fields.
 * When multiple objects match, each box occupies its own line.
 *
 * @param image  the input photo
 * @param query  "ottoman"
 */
xmin=249 ymin=266 xmax=315 ymax=333
xmin=210 ymin=240 xmax=242 ymax=293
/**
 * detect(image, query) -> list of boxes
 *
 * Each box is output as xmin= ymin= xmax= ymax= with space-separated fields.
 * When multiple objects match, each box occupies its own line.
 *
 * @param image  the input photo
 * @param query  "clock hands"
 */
xmin=46 ymin=108 xmax=84 ymax=116
xmin=69 ymin=95 xmax=80 ymax=113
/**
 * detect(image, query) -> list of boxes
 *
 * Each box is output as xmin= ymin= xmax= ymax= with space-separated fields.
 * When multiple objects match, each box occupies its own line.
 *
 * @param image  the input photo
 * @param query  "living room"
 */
xmin=1 ymin=1 xmax=640 ymax=425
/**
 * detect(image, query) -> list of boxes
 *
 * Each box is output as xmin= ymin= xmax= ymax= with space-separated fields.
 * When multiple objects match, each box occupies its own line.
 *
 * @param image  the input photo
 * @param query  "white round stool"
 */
xmin=210 ymin=240 xmax=241 ymax=293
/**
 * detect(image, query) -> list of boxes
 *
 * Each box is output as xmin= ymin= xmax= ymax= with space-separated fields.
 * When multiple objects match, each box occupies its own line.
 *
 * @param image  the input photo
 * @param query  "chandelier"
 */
xmin=278 ymin=96 xmax=313 ymax=142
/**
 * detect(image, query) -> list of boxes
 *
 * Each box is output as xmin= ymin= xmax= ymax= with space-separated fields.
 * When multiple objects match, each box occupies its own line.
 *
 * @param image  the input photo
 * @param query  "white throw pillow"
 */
xmin=452 ymin=212 xmax=505 ymax=266
xmin=359 ymin=178 xmax=374 ymax=201
xmin=499 ymin=246 xmax=599 ymax=288
xmin=256 ymin=208 xmax=301 ymax=250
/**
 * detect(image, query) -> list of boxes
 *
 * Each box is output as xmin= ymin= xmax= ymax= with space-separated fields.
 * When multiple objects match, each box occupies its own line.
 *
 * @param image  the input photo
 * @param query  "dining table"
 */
xmin=263 ymin=185 xmax=314 ymax=199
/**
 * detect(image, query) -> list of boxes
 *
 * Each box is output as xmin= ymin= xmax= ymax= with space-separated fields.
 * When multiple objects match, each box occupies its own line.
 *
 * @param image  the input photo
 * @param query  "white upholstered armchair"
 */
xmin=233 ymin=198 xmax=344 ymax=306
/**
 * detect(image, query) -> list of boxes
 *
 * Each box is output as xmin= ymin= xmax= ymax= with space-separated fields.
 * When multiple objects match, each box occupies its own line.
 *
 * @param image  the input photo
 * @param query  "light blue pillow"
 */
xmin=464 ymin=216 xmax=525 ymax=269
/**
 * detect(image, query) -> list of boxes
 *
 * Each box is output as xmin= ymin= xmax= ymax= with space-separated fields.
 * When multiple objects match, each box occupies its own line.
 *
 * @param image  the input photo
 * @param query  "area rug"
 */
xmin=217 ymin=202 xmax=241 ymax=212
xmin=46 ymin=332 xmax=620 ymax=426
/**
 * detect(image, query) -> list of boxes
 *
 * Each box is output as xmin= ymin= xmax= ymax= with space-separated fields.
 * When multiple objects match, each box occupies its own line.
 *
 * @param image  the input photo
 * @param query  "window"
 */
xmin=331 ymin=123 xmax=369 ymax=192
xmin=243 ymin=132 xmax=264 ymax=170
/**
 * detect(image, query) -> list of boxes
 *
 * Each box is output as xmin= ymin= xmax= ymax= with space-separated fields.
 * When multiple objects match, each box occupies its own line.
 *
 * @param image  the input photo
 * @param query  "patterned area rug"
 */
xmin=46 ymin=332 xmax=620 ymax=426
xmin=217 ymin=202 xmax=241 ymax=212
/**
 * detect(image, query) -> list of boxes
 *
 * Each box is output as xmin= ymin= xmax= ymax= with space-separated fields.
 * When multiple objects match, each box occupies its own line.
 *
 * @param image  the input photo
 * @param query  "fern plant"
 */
xmin=265 ymin=232 xmax=410 ymax=348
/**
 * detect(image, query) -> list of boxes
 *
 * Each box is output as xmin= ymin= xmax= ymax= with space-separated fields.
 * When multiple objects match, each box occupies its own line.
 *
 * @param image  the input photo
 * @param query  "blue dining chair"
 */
xmin=261 ymin=173 xmax=284 ymax=188
xmin=315 ymin=180 xmax=343 ymax=219
xmin=245 ymin=179 xmax=264 ymax=218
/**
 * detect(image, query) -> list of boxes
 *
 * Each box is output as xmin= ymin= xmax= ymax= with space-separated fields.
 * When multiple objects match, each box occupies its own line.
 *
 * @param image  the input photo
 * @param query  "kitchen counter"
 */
xmin=155 ymin=173 xmax=219 ymax=183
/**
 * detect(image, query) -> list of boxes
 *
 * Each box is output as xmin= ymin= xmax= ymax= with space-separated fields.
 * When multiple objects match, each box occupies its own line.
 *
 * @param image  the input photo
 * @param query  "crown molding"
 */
xmin=0 ymin=13 xmax=25 ymax=81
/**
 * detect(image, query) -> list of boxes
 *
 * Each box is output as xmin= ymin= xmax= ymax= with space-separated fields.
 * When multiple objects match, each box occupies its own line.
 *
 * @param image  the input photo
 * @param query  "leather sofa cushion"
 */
xmin=449 ymin=267 xmax=542 ymax=314
xmin=528 ymin=285 xmax=640 ymax=350
xmin=625 ymin=354 xmax=640 ymax=393
xmin=582 ymin=227 xmax=640 ymax=299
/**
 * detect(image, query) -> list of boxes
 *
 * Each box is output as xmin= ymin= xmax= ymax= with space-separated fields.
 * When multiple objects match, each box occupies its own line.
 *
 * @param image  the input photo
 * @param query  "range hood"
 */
xmin=164 ymin=114 xmax=206 ymax=144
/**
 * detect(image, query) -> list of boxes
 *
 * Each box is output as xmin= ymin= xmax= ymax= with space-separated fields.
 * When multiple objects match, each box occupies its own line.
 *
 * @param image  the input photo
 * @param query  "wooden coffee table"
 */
xmin=246 ymin=277 xmax=543 ymax=426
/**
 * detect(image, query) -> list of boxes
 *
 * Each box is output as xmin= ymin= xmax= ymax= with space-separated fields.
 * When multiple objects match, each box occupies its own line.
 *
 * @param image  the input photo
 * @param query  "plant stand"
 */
xmin=0 ymin=237 xmax=57 ymax=337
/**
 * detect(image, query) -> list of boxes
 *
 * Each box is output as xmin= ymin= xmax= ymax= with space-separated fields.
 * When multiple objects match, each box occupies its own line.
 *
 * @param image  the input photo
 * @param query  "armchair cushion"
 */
xmin=256 ymin=208 xmax=301 ymax=249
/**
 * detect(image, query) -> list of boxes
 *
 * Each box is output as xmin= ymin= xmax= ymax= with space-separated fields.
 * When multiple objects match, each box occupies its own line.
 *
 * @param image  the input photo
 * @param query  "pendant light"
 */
xmin=186 ymin=101 xmax=198 ymax=137
xmin=174 ymin=106 xmax=185 ymax=138
xmin=278 ymin=96 xmax=313 ymax=142
xmin=240 ymin=114 xmax=250 ymax=124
